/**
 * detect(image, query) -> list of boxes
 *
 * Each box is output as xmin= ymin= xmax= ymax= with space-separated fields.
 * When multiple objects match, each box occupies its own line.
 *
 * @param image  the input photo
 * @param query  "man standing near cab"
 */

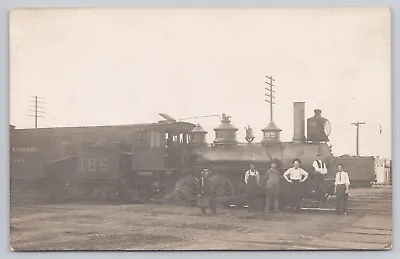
xmin=264 ymin=161 xmax=280 ymax=213
xmin=244 ymin=164 xmax=260 ymax=212
xmin=312 ymin=152 xmax=328 ymax=202
xmin=334 ymin=164 xmax=351 ymax=215
xmin=283 ymin=159 xmax=309 ymax=212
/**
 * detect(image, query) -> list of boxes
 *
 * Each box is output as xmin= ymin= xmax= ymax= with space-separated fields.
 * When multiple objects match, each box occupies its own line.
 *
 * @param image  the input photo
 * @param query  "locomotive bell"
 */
xmin=245 ymin=126 xmax=255 ymax=143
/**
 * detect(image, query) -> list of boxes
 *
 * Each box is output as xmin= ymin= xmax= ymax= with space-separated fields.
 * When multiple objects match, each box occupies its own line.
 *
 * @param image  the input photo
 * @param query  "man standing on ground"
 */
xmin=197 ymin=168 xmax=217 ymax=215
xmin=312 ymin=152 xmax=328 ymax=203
xmin=283 ymin=159 xmax=309 ymax=212
xmin=244 ymin=164 xmax=260 ymax=212
xmin=264 ymin=161 xmax=280 ymax=213
xmin=334 ymin=164 xmax=351 ymax=215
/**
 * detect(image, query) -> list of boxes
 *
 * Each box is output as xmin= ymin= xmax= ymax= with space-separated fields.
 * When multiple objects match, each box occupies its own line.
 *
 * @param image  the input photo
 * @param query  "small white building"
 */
xmin=375 ymin=157 xmax=392 ymax=185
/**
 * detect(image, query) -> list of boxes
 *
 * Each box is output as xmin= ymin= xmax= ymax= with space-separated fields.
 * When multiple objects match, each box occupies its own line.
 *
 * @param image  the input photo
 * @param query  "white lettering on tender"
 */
xmin=12 ymin=147 xmax=39 ymax=152
xmin=13 ymin=158 xmax=25 ymax=164
xmin=78 ymin=157 xmax=110 ymax=173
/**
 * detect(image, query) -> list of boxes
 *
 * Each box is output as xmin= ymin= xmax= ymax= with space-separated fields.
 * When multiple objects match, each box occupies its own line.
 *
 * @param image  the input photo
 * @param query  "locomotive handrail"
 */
xmin=43 ymin=154 xmax=78 ymax=166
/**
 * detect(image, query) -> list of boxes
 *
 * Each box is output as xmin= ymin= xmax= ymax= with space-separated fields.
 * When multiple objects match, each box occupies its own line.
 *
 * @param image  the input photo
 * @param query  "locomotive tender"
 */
xmin=11 ymin=101 xmax=341 ymax=208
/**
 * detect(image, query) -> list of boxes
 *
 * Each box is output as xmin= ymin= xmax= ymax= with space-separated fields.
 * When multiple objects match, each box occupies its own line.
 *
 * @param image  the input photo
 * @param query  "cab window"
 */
xmin=134 ymin=130 xmax=148 ymax=147
xmin=150 ymin=131 xmax=162 ymax=147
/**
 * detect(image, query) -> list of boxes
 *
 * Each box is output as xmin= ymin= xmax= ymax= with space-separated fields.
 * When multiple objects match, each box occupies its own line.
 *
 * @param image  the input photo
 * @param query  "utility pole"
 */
xmin=29 ymin=96 xmax=46 ymax=128
xmin=351 ymin=122 xmax=366 ymax=156
xmin=265 ymin=76 xmax=276 ymax=122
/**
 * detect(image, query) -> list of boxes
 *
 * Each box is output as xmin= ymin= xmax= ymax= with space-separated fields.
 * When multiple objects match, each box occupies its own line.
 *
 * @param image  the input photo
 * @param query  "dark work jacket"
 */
xmin=265 ymin=168 xmax=280 ymax=188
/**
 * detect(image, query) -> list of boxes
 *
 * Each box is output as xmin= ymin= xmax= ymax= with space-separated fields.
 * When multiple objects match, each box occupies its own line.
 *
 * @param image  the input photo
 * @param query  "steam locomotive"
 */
xmin=11 ymin=101 xmax=337 ymax=208
xmin=173 ymin=102 xmax=335 ymax=207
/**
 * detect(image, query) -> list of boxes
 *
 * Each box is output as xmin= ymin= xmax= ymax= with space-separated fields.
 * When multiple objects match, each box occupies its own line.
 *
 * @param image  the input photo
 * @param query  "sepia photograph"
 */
xmin=9 ymin=7 xmax=391 ymax=251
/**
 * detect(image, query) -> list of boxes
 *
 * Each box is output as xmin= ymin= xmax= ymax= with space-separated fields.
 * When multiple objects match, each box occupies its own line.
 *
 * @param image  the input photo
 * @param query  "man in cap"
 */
xmin=197 ymin=168 xmax=217 ymax=215
xmin=312 ymin=152 xmax=328 ymax=203
xmin=283 ymin=159 xmax=309 ymax=212
xmin=334 ymin=164 xmax=351 ymax=215
xmin=264 ymin=161 xmax=281 ymax=213
xmin=244 ymin=164 xmax=260 ymax=212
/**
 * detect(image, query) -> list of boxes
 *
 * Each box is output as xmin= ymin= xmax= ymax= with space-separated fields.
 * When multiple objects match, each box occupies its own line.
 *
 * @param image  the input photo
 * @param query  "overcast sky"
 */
xmin=10 ymin=8 xmax=391 ymax=158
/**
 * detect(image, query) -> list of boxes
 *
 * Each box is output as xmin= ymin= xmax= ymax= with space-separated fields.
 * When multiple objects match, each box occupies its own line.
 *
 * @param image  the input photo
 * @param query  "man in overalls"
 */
xmin=334 ymin=164 xmax=351 ymax=215
xmin=197 ymin=168 xmax=217 ymax=215
xmin=244 ymin=164 xmax=260 ymax=212
xmin=283 ymin=159 xmax=309 ymax=212
xmin=264 ymin=162 xmax=280 ymax=213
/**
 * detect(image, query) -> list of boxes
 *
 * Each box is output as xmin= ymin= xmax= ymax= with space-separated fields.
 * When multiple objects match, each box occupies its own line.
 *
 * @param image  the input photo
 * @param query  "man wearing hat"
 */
xmin=197 ymin=168 xmax=217 ymax=215
xmin=312 ymin=152 xmax=328 ymax=203
xmin=283 ymin=159 xmax=309 ymax=212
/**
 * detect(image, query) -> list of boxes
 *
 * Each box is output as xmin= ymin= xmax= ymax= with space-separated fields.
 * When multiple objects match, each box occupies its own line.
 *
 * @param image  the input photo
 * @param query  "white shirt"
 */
xmin=244 ymin=169 xmax=260 ymax=184
xmin=335 ymin=171 xmax=351 ymax=186
xmin=283 ymin=167 xmax=308 ymax=180
xmin=312 ymin=159 xmax=328 ymax=175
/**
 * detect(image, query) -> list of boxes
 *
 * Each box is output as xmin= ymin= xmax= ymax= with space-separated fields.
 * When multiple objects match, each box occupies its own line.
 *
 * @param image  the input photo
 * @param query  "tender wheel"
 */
xmin=173 ymin=175 xmax=200 ymax=206
xmin=48 ymin=182 xmax=67 ymax=202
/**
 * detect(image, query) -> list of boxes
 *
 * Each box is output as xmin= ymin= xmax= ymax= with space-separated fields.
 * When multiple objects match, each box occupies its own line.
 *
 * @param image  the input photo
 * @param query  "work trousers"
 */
xmin=265 ymin=184 xmax=279 ymax=212
xmin=313 ymin=173 xmax=328 ymax=202
xmin=335 ymin=184 xmax=348 ymax=214
xmin=246 ymin=176 xmax=259 ymax=212
xmin=290 ymin=180 xmax=303 ymax=211
xmin=247 ymin=190 xmax=258 ymax=212
xmin=198 ymin=195 xmax=217 ymax=215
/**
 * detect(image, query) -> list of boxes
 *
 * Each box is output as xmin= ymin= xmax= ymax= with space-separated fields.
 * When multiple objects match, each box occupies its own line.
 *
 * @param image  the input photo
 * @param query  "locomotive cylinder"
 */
xmin=293 ymin=102 xmax=306 ymax=143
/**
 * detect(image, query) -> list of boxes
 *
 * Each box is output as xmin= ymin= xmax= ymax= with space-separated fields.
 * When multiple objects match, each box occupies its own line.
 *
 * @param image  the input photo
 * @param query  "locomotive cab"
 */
xmin=127 ymin=120 xmax=196 ymax=201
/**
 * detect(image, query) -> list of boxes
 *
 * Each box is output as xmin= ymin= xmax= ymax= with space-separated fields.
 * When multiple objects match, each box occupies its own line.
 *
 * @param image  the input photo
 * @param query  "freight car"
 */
xmin=26 ymin=101 xmax=338 ymax=211
xmin=327 ymin=155 xmax=376 ymax=188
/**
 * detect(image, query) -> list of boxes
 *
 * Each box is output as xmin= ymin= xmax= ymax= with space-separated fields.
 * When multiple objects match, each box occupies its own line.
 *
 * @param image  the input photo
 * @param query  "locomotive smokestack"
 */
xmin=293 ymin=102 xmax=306 ymax=143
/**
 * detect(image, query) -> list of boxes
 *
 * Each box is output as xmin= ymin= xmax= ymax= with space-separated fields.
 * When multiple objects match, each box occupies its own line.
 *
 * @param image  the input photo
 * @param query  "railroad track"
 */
xmin=11 ymin=187 xmax=392 ymax=216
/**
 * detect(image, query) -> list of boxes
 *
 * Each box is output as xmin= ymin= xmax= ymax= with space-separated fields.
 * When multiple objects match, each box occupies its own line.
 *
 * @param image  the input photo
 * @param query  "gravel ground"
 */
xmin=9 ymin=187 xmax=392 ymax=251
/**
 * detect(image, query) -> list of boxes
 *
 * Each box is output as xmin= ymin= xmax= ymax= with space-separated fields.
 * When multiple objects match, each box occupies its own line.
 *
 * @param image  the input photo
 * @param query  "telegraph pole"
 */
xmin=29 ymin=96 xmax=46 ymax=128
xmin=265 ymin=76 xmax=276 ymax=122
xmin=351 ymin=122 xmax=366 ymax=156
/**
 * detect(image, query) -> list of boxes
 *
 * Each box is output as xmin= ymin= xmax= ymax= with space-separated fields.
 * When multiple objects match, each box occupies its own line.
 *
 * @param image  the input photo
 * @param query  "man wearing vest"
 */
xmin=264 ymin=161 xmax=280 ymax=213
xmin=244 ymin=164 xmax=260 ymax=212
xmin=283 ymin=159 xmax=309 ymax=212
xmin=312 ymin=153 xmax=328 ymax=203
xmin=334 ymin=164 xmax=351 ymax=215
xmin=197 ymin=168 xmax=217 ymax=215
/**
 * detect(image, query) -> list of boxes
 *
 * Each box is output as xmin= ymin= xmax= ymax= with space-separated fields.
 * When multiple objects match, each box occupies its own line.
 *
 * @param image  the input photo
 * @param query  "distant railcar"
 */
xmin=327 ymin=155 xmax=376 ymax=188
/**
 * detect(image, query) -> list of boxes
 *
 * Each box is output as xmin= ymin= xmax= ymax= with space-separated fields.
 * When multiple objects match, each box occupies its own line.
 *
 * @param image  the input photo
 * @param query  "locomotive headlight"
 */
xmin=324 ymin=120 xmax=332 ymax=137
